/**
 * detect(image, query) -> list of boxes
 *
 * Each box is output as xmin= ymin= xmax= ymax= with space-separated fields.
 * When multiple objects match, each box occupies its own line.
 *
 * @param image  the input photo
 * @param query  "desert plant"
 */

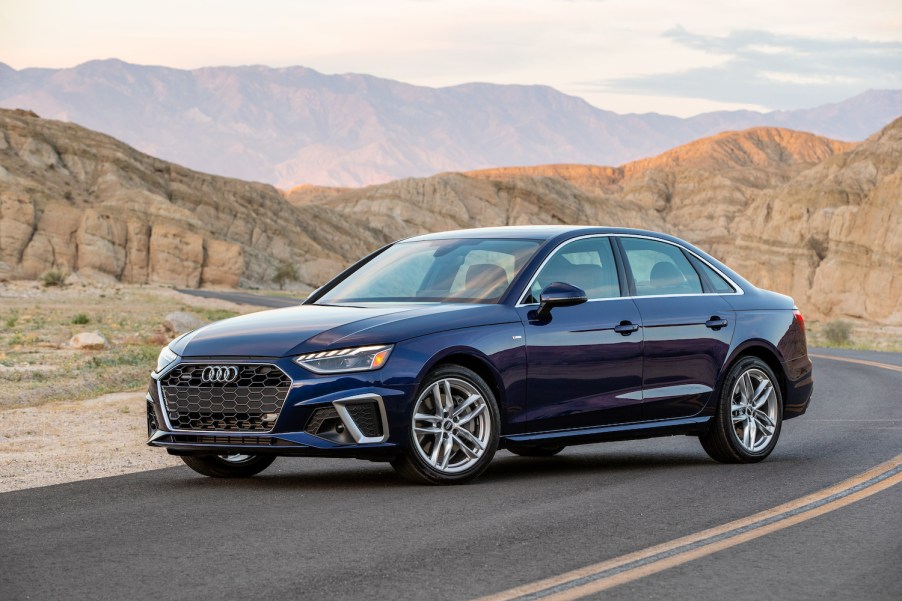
xmin=41 ymin=270 xmax=66 ymax=287
xmin=272 ymin=262 xmax=300 ymax=290
xmin=823 ymin=320 xmax=853 ymax=345
xmin=72 ymin=313 xmax=90 ymax=325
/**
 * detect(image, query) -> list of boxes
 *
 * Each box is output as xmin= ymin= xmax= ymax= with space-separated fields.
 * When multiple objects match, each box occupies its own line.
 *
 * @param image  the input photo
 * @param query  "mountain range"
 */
xmin=1 ymin=59 xmax=900 ymax=187
xmin=1 ymin=108 xmax=899 ymax=324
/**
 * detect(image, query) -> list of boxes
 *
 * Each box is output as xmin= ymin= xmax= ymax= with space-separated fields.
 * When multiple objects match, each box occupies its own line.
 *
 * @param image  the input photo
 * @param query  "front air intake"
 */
xmin=304 ymin=395 xmax=388 ymax=444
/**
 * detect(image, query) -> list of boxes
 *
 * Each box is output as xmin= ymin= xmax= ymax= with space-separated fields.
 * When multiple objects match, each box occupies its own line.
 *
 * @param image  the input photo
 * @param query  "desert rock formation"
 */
xmin=1 ymin=108 xmax=899 ymax=324
xmin=0 ymin=109 xmax=380 ymax=288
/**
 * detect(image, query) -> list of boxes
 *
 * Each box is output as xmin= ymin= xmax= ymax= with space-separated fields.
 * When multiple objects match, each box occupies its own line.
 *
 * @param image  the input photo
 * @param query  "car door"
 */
xmin=515 ymin=236 xmax=644 ymax=432
xmin=616 ymin=236 xmax=736 ymax=421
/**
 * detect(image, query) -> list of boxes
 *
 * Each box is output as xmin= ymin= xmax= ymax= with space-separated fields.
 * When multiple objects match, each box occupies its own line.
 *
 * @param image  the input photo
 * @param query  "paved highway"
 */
xmin=177 ymin=288 xmax=301 ymax=308
xmin=2 ymin=348 xmax=899 ymax=600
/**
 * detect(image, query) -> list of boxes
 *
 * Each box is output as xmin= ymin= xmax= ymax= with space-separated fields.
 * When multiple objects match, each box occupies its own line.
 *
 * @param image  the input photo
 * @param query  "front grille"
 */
xmin=160 ymin=363 xmax=291 ymax=432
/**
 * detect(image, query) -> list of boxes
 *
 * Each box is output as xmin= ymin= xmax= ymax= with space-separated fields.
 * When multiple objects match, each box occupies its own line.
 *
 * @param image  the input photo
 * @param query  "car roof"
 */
xmin=405 ymin=225 xmax=671 ymax=242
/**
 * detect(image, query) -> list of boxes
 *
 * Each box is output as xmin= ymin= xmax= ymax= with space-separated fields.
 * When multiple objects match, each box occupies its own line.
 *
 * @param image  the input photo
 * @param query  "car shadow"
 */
xmin=483 ymin=451 xmax=715 ymax=481
xmin=165 ymin=449 xmax=718 ymax=492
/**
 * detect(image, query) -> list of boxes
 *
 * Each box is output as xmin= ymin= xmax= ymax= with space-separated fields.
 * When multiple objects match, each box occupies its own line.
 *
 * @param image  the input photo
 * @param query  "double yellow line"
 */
xmin=478 ymin=353 xmax=902 ymax=601
xmin=808 ymin=352 xmax=902 ymax=373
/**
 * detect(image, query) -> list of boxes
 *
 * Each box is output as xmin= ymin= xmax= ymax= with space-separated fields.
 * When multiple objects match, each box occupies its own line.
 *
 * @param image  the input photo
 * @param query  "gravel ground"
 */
xmin=0 ymin=390 xmax=180 ymax=492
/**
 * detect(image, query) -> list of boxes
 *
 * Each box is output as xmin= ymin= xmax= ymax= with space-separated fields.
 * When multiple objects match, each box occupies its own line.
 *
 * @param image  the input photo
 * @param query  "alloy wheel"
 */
xmin=411 ymin=377 xmax=492 ymax=474
xmin=730 ymin=368 xmax=778 ymax=453
xmin=218 ymin=454 xmax=253 ymax=463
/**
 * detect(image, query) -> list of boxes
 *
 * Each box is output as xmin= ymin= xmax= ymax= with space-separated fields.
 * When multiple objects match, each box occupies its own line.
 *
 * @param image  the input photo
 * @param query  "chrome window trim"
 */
xmin=516 ymin=233 xmax=744 ymax=307
xmin=155 ymin=361 xmax=292 ymax=435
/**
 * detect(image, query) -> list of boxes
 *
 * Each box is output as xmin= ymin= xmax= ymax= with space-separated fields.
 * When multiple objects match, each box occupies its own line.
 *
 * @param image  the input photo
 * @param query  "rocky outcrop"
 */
xmin=0 ymin=109 xmax=379 ymax=288
xmin=293 ymin=124 xmax=898 ymax=324
xmin=725 ymin=123 xmax=902 ymax=323
xmin=1 ymin=109 xmax=899 ymax=325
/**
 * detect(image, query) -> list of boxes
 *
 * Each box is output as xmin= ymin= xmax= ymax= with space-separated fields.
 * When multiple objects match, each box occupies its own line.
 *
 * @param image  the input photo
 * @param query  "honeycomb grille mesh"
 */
xmin=344 ymin=402 xmax=382 ymax=438
xmin=305 ymin=407 xmax=340 ymax=435
xmin=160 ymin=364 xmax=290 ymax=432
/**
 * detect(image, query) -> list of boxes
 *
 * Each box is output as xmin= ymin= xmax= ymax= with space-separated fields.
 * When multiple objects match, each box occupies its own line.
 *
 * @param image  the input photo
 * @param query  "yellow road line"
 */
xmin=477 ymin=352 xmax=902 ymax=601
xmin=476 ymin=454 xmax=902 ymax=601
xmin=809 ymin=353 xmax=902 ymax=373
xmin=539 ymin=468 xmax=902 ymax=601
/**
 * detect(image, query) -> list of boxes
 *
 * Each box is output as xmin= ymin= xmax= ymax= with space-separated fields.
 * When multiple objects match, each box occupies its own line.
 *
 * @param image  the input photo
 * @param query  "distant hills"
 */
xmin=2 ymin=108 xmax=899 ymax=324
xmin=1 ymin=59 xmax=900 ymax=187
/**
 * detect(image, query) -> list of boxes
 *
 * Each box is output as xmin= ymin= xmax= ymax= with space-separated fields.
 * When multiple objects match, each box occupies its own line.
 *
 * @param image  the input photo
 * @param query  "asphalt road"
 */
xmin=177 ymin=288 xmax=301 ymax=308
xmin=2 ymin=350 xmax=900 ymax=601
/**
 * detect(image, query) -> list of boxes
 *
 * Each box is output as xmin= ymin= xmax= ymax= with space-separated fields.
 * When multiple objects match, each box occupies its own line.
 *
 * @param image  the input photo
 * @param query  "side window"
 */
xmin=691 ymin=257 xmax=736 ymax=293
xmin=526 ymin=237 xmax=620 ymax=302
xmin=620 ymin=237 xmax=703 ymax=296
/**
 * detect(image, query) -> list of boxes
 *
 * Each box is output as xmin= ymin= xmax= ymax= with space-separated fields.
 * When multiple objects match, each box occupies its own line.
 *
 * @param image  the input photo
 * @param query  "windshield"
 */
xmin=316 ymin=238 xmax=542 ymax=304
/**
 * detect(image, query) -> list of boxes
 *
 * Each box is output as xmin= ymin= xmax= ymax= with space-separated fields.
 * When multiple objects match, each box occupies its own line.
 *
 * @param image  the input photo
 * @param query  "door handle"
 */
xmin=705 ymin=316 xmax=728 ymax=330
xmin=614 ymin=321 xmax=640 ymax=336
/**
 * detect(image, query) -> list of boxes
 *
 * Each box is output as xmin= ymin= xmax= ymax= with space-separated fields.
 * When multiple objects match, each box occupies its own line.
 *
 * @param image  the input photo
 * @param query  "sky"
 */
xmin=1 ymin=0 xmax=901 ymax=116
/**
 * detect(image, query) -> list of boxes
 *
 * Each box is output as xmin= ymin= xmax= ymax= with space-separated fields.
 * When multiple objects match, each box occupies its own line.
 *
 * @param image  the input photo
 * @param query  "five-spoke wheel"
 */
xmin=392 ymin=365 xmax=499 ymax=484
xmin=701 ymin=356 xmax=783 ymax=463
xmin=730 ymin=368 xmax=779 ymax=453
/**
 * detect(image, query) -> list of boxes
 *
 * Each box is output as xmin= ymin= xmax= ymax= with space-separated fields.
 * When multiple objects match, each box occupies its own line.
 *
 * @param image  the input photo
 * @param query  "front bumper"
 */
xmin=146 ymin=356 xmax=411 ymax=459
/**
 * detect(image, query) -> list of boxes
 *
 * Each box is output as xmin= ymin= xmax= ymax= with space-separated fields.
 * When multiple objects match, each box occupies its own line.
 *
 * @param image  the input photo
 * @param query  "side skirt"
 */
xmin=502 ymin=416 xmax=711 ymax=448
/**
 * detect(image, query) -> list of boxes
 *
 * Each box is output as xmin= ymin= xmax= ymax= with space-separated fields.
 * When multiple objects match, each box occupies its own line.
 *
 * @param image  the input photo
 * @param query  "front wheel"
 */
xmin=391 ymin=365 xmax=500 ymax=484
xmin=700 ymin=357 xmax=783 ymax=463
xmin=181 ymin=454 xmax=276 ymax=478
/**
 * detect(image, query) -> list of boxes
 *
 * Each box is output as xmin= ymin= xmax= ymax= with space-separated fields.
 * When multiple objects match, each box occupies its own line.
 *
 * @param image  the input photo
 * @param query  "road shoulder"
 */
xmin=0 ymin=390 xmax=179 ymax=493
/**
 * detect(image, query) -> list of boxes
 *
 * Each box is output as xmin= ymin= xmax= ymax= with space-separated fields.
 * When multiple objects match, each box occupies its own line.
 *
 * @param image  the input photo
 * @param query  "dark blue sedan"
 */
xmin=147 ymin=226 xmax=813 ymax=484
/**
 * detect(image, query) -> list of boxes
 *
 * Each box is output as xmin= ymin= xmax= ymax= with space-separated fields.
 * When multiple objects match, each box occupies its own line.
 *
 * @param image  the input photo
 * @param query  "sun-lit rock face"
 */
xmin=1 ymin=108 xmax=899 ymax=324
xmin=0 ymin=109 xmax=368 ymax=288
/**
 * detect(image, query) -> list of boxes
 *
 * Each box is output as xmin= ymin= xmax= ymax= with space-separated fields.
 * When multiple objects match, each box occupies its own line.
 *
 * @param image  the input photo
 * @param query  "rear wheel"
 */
xmin=391 ymin=365 xmax=500 ymax=484
xmin=700 ymin=356 xmax=783 ymax=463
xmin=507 ymin=444 xmax=565 ymax=457
xmin=180 ymin=453 xmax=276 ymax=478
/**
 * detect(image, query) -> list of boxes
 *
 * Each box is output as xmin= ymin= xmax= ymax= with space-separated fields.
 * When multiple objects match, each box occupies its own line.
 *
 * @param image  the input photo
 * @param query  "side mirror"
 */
xmin=536 ymin=282 xmax=588 ymax=318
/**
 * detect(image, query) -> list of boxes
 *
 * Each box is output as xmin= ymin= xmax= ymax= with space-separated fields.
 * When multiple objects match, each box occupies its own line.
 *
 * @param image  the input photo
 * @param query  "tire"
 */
xmin=700 ymin=356 xmax=783 ymax=463
xmin=391 ymin=365 xmax=500 ymax=484
xmin=507 ymin=444 xmax=565 ymax=457
xmin=180 ymin=453 xmax=276 ymax=478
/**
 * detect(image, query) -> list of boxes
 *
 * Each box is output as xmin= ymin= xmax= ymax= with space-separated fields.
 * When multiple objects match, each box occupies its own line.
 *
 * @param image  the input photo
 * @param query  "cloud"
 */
xmin=594 ymin=27 xmax=902 ymax=109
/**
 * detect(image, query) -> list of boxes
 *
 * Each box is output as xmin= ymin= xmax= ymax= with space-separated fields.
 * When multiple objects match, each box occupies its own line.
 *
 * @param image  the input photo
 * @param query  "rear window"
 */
xmin=620 ymin=237 xmax=703 ymax=296
xmin=693 ymin=258 xmax=736 ymax=293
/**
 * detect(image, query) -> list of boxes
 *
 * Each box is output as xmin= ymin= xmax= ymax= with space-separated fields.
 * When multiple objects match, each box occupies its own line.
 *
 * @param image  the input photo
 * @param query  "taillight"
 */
xmin=793 ymin=309 xmax=805 ymax=331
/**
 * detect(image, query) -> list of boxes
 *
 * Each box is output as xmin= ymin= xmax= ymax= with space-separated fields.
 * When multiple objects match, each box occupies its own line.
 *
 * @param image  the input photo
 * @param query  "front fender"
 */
xmin=390 ymin=322 xmax=527 ymax=435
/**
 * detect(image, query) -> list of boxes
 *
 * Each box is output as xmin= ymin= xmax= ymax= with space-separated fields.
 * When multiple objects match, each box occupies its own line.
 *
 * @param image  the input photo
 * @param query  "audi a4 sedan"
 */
xmin=147 ymin=226 xmax=813 ymax=484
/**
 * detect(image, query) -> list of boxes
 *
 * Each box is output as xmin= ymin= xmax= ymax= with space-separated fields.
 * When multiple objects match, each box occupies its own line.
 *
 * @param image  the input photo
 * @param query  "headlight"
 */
xmin=294 ymin=345 xmax=393 ymax=374
xmin=155 ymin=346 xmax=179 ymax=373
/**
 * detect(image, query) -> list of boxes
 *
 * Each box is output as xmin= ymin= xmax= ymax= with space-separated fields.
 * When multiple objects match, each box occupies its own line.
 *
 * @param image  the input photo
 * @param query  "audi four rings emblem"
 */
xmin=201 ymin=366 xmax=239 ymax=383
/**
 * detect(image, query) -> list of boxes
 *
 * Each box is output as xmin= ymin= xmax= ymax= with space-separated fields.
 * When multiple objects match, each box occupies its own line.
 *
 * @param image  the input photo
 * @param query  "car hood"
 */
xmin=171 ymin=303 xmax=518 ymax=358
